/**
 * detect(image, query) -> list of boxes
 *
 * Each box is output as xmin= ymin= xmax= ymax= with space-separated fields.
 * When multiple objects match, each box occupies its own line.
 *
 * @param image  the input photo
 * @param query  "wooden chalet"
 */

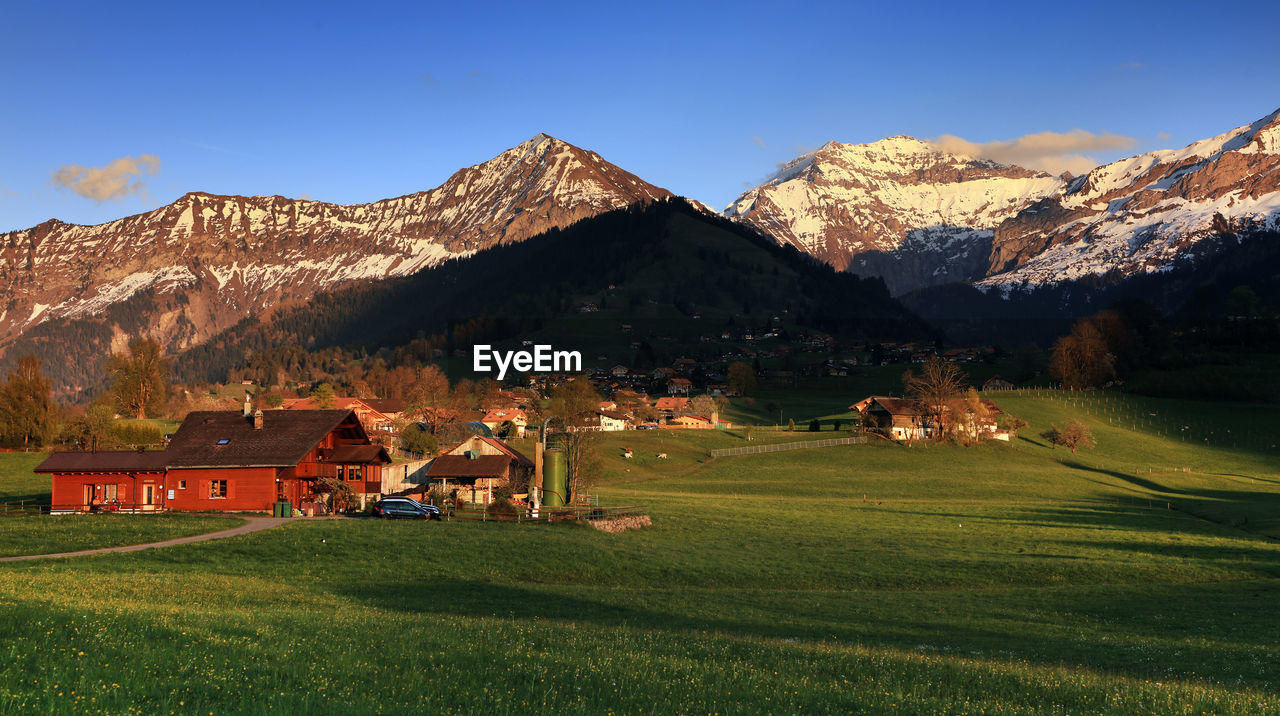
xmin=34 ymin=450 xmax=168 ymax=513
xmin=480 ymin=408 xmax=528 ymax=437
xmin=853 ymin=396 xmax=934 ymax=441
xmin=666 ymin=414 xmax=714 ymax=429
xmin=36 ymin=409 xmax=389 ymax=513
xmin=420 ymin=437 xmax=534 ymax=505
xmin=284 ymin=397 xmax=401 ymax=433
xmin=596 ymin=410 xmax=631 ymax=431
xmin=653 ymin=396 xmax=690 ymax=417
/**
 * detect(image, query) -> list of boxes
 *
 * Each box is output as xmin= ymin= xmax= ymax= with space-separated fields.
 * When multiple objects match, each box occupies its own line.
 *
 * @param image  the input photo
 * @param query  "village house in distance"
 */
xmin=36 ymin=403 xmax=389 ymax=513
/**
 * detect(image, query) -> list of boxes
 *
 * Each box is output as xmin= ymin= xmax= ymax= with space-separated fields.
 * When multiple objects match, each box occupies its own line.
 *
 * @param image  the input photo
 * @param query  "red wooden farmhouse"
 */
xmin=36 ymin=408 xmax=390 ymax=513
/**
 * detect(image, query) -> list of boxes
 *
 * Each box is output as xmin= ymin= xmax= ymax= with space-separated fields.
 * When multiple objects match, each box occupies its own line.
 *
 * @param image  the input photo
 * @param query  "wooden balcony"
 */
xmin=295 ymin=462 xmax=339 ymax=479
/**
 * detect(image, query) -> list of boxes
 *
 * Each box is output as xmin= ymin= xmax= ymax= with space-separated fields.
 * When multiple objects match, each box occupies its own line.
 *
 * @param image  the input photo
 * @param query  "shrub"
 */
xmin=426 ymin=486 xmax=447 ymax=507
xmin=109 ymin=421 xmax=164 ymax=447
xmin=808 ymin=419 xmax=820 ymax=432
xmin=488 ymin=498 xmax=519 ymax=518
xmin=318 ymin=478 xmax=358 ymax=513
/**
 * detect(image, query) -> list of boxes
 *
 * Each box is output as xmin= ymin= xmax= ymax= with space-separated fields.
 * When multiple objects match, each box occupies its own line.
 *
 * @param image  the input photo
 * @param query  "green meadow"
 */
xmin=0 ymin=392 xmax=1278 ymax=713
xmin=0 ymin=513 xmax=243 ymax=559
xmin=0 ymin=451 xmax=51 ymax=503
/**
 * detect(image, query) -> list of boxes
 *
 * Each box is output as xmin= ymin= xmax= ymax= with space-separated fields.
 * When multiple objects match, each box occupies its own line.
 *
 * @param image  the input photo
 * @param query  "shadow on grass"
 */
xmin=1057 ymin=460 xmax=1280 ymax=540
xmin=0 ymin=492 xmax=51 ymax=505
xmin=330 ymin=574 xmax=1280 ymax=691
xmin=1052 ymin=537 xmax=1280 ymax=572
xmin=1059 ymin=460 xmax=1190 ymax=494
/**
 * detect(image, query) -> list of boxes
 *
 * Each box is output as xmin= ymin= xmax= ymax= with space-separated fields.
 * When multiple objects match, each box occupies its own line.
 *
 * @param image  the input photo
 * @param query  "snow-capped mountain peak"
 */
xmin=724 ymin=133 xmax=1062 ymax=292
xmin=981 ymin=108 xmax=1280 ymax=290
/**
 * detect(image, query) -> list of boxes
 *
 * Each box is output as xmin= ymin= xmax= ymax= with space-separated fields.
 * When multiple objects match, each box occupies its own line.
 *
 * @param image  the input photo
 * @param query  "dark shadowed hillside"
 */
xmin=901 ymin=228 xmax=1280 ymax=346
xmin=174 ymin=199 xmax=935 ymax=385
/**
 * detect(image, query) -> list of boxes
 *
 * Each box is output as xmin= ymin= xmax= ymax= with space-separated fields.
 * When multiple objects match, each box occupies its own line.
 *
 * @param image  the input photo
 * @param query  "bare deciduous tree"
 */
xmin=903 ymin=356 xmax=968 ymax=441
xmin=1041 ymin=420 xmax=1096 ymax=453
xmin=727 ymin=361 xmax=756 ymax=396
xmin=1050 ymin=320 xmax=1115 ymax=389
xmin=548 ymin=377 xmax=603 ymax=501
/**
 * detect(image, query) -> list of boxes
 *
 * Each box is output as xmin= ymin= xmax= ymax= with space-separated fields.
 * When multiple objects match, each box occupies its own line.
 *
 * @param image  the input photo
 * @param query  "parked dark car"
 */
xmin=372 ymin=497 xmax=441 ymax=520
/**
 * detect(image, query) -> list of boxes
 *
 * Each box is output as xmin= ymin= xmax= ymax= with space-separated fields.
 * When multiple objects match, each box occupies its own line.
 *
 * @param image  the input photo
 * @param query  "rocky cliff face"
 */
xmin=724 ymin=136 xmax=1063 ymax=291
xmin=0 ymin=134 xmax=671 ymax=388
xmin=980 ymin=109 xmax=1280 ymax=290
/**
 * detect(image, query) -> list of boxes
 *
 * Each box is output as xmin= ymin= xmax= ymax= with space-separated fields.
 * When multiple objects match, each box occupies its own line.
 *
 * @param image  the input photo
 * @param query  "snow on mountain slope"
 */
xmin=725 ymin=136 xmax=1063 ymax=287
xmin=0 ymin=134 xmax=671 ymax=385
xmin=980 ymin=108 xmax=1280 ymax=291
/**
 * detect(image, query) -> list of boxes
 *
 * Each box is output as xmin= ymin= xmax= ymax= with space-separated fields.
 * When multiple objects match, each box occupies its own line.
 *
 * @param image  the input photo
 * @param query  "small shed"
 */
xmin=982 ymin=375 xmax=1016 ymax=391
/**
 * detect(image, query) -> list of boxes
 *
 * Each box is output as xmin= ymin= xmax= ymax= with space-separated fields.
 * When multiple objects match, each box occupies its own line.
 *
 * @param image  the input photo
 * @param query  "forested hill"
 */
xmin=175 ymin=198 xmax=936 ymax=385
xmin=900 ymin=228 xmax=1280 ymax=346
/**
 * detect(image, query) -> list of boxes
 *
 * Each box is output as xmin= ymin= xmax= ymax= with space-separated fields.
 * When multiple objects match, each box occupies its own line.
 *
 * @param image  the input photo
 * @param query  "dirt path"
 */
xmin=0 ymin=516 xmax=293 ymax=563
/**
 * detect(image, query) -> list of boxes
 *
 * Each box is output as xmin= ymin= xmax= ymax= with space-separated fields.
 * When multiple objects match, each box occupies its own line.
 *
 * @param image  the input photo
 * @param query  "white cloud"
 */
xmin=51 ymin=154 xmax=161 ymax=202
xmin=928 ymin=130 xmax=1138 ymax=176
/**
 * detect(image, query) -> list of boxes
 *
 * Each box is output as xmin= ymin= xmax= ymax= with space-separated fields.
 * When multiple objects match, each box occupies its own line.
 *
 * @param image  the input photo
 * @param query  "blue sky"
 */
xmin=3 ymin=0 xmax=1278 ymax=232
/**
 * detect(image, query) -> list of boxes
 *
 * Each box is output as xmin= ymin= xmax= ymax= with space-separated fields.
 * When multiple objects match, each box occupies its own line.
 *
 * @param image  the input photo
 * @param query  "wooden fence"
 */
xmin=709 ymin=436 xmax=867 ymax=458
xmin=446 ymin=505 xmax=646 ymax=524
xmin=0 ymin=502 xmax=155 ymax=516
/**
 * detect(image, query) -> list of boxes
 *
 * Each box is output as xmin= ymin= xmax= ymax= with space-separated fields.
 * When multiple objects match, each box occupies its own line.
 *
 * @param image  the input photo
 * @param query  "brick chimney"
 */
xmin=243 ymin=392 xmax=252 ymax=418
xmin=253 ymin=409 xmax=264 ymax=430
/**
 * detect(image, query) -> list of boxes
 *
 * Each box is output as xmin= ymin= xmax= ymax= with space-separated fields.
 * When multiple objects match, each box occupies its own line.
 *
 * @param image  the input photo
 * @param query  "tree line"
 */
xmin=0 ymin=338 xmax=171 ymax=450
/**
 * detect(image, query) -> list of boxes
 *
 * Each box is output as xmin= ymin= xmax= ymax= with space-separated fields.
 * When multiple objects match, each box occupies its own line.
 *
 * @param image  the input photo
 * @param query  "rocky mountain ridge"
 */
xmin=0 ymin=134 xmax=671 ymax=388
xmin=727 ymin=109 xmax=1280 ymax=297
xmin=978 ymin=108 xmax=1280 ymax=291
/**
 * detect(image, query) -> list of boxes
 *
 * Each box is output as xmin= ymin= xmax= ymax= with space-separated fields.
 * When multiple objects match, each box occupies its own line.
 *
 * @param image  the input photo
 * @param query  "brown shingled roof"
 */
xmin=862 ymin=396 xmax=925 ymax=416
xmin=362 ymin=399 xmax=405 ymax=415
xmin=325 ymin=445 xmax=391 ymax=464
xmin=166 ymin=409 xmax=359 ymax=468
xmin=425 ymin=454 xmax=510 ymax=479
xmin=474 ymin=437 xmax=534 ymax=467
xmin=34 ymin=450 xmax=168 ymax=473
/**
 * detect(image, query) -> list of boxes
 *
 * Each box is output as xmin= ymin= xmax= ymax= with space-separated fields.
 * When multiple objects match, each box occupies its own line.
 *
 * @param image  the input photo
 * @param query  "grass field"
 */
xmin=0 ymin=513 xmax=244 ymax=558
xmin=0 ymin=393 xmax=1277 ymax=713
xmin=0 ymin=451 xmax=51 ymax=503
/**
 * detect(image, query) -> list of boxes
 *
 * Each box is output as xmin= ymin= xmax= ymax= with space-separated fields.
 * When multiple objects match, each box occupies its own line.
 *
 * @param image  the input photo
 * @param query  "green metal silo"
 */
xmin=542 ymin=449 xmax=568 ymax=507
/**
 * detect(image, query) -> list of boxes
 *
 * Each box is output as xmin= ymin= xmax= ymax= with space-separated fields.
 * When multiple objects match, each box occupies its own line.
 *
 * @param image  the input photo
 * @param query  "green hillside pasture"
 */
xmin=0 ymin=513 xmax=244 ymax=558
xmin=0 ymin=395 xmax=1277 ymax=712
xmin=991 ymin=391 xmax=1280 ymax=537
xmin=994 ymin=389 xmax=1280 ymax=457
xmin=722 ymin=387 xmax=866 ymax=427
